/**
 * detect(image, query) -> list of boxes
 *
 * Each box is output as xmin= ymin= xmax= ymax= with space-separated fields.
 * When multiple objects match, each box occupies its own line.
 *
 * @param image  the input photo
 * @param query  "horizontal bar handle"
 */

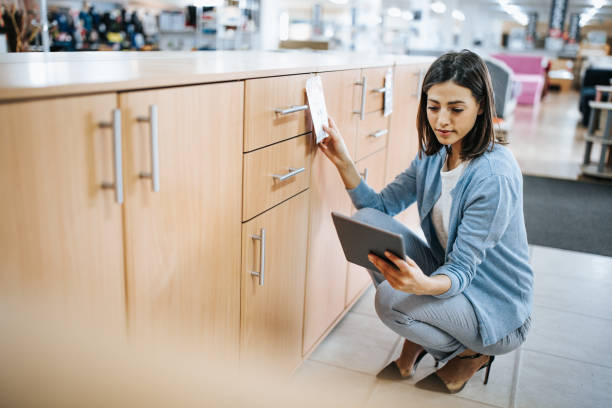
xmin=372 ymin=87 xmax=387 ymax=93
xmin=369 ymin=129 xmax=389 ymax=138
xmin=589 ymin=100 xmax=612 ymax=110
xmin=274 ymin=105 xmax=308 ymax=115
xmin=272 ymin=167 xmax=305 ymax=182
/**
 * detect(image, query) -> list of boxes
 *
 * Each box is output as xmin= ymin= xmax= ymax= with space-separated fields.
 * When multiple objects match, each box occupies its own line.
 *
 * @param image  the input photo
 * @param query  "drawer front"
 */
xmin=363 ymin=67 xmax=390 ymax=114
xmin=243 ymin=134 xmax=311 ymax=221
xmin=355 ymin=110 xmax=389 ymax=161
xmin=244 ymin=74 xmax=313 ymax=152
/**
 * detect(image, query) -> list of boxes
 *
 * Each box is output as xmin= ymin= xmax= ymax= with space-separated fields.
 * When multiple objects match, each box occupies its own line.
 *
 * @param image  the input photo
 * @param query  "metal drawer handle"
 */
xmin=360 ymin=168 xmax=369 ymax=182
xmin=369 ymin=129 xmax=388 ymax=138
xmin=272 ymin=167 xmax=305 ymax=182
xmin=251 ymin=228 xmax=266 ymax=286
xmin=99 ymin=109 xmax=124 ymax=204
xmin=372 ymin=87 xmax=387 ymax=93
xmin=353 ymin=75 xmax=367 ymax=121
xmin=274 ymin=105 xmax=308 ymax=115
xmin=137 ymin=105 xmax=160 ymax=192
xmin=411 ymin=68 xmax=425 ymax=98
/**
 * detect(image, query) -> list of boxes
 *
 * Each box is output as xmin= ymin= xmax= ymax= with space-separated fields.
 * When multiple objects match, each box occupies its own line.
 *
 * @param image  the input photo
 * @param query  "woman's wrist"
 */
xmin=424 ymin=275 xmax=452 ymax=296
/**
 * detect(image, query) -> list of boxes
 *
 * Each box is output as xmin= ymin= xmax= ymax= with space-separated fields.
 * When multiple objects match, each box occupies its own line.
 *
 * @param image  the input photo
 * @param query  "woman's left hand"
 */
xmin=368 ymin=251 xmax=431 ymax=295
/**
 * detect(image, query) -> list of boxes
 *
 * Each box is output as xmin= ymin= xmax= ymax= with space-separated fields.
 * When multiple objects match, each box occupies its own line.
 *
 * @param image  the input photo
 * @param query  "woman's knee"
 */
xmin=352 ymin=207 xmax=388 ymax=224
xmin=374 ymin=282 xmax=418 ymax=323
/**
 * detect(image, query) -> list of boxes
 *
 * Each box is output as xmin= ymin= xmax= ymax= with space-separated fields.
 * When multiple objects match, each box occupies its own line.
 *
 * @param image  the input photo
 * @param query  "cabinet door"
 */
xmin=0 ymin=94 xmax=126 ymax=332
xmin=302 ymin=70 xmax=358 ymax=355
xmin=346 ymin=149 xmax=387 ymax=306
xmin=241 ymin=191 xmax=309 ymax=374
xmin=386 ymin=64 xmax=425 ymax=230
xmin=120 ymin=82 xmax=243 ymax=357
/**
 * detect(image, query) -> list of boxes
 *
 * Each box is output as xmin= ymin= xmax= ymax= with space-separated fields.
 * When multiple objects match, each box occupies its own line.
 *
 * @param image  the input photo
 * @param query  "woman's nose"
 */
xmin=437 ymin=110 xmax=450 ymax=127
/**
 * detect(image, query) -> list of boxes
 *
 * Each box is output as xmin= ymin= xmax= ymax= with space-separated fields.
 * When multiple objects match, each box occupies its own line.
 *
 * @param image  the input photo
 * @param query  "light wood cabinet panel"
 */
xmin=242 ymin=134 xmax=311 ymax=221
xmin=363 ymin=67 xmax=389 ymax=114
xmin=346 ymin=149 xmax=387 ymax=306
xmin=302 ymin=70 xmax=359 ymax=355
xmin=241 ymin=191 xmax=309 ymax=374
xmin=0 ymin=94 xmax=126 ymax=333
xmin=319 ymin=69 xmax=361 ymax=159
xmin=244 ymin=74 xmax=313 ymax=152
xmin=356 ymin=110 xmax=389 ymax=161
xmin=120 ymin=82 xmax=243 ymax=357
xmin=387 ymin=64 xmax=426 ymax=230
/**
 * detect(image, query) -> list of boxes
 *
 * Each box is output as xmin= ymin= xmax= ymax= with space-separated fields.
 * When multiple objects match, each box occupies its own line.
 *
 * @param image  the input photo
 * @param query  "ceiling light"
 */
xmin=329 ymin=0 xmax=349 ymax=5
xmin=402 ymin=11 xmax=414 ymax=21
xmin=387 ymin=7 xmax=402 ymax=18
xmin=452 ymin=10 xmax=465 ymax=21
xmin=431 ymin=1 xmax=447 ymax=14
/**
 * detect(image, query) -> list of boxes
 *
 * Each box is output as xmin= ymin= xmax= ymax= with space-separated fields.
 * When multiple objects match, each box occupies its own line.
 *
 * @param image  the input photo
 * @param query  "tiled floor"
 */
xmin=292 ymin=92 xmax=612 ymax=407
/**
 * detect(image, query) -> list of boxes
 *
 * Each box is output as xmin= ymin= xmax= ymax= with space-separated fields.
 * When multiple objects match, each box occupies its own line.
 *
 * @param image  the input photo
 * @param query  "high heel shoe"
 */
xmin=376 ymin=349 xmax=428 ymax=380
xmin=415 ymin=352 xmax=495 ymax=394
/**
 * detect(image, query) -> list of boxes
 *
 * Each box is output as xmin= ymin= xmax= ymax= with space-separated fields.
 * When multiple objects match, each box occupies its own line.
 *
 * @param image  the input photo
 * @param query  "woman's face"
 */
xmin=426 ymin=81 xmax=482 ymax=147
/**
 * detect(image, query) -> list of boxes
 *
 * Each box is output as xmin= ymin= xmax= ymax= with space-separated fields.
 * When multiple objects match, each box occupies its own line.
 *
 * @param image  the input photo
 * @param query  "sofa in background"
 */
xmin=492 ymin=53 xmax=548 ymax=105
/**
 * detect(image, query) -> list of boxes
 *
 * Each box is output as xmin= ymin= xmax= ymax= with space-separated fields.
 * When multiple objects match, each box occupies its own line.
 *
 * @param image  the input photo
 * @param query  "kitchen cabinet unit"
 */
xmin=0 ymin=94 xmax=126 ymax=333
xmin=302 ymin=70 xmax=360 ymax=355
xmin=120 ymin=82 xmax=243 ymax=356
xmin=0 ymin=51 xmax=431 ymax=377
xmin=386 ymin=64 xmax=426 ymax=230
xmin=346 ymin=148 xmax=388 ymax=306
xmin=240 ymin=191 xmax=309 ymax=373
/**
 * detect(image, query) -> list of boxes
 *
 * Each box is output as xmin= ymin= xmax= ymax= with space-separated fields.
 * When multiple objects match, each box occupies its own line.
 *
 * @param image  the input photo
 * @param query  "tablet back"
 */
xmin=331 ymin=211 xmax=406 ymax=270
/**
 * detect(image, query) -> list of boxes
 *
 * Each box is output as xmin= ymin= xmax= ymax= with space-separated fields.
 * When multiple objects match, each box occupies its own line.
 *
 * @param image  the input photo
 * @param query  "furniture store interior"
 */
xmin=1 ymin=1 xmax=611 ymax=407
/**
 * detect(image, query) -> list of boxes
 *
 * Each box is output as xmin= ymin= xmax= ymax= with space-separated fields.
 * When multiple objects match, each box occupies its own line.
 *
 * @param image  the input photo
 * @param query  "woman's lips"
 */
xmin=437 ymin=129 xmax=453 ymax=135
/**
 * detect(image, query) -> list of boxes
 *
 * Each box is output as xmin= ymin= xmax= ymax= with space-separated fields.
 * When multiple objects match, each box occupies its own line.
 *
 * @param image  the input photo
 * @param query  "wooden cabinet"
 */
xmin=0 ymin=94 xmax=126 ymax=333
xmin=346 ymin=148 xmax=387 ymax=305
xmin=356 ymin=110 xmax=390 ymax=161
xmin=120 ymin=82 xmax=243 ymax=356
xmin=302 ymin=70 xmax=359 ymax=355
xmin=240 ymin=191 xmax=309 ymax=373
xmin=363 ymin=67 xmax=390 ymax=114
xmin=386 ymin=64 xmax=426 ymax=229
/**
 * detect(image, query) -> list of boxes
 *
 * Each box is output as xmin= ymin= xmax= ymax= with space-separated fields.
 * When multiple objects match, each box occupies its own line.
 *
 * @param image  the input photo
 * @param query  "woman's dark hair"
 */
xmin=416 ymin=49 xmax=505 ymax=160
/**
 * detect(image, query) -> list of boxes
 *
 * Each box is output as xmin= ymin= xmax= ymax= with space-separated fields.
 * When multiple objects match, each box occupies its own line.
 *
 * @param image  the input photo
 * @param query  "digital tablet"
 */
xmin=331 ymin=211 xmax=406 ymax=270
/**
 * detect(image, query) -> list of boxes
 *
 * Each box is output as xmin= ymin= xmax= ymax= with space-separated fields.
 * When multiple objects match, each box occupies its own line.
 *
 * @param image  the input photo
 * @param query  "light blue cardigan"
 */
xmin=347 ymin=144 xmax=533 ymax=346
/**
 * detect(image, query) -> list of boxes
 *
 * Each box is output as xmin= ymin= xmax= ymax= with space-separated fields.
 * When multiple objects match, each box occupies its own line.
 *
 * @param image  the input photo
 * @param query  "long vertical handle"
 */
xmin=353 ymin=75 xmax=367 ymax=120
xmin=138 ymin=105 xmax=160 ymax=192
xmin=250 ymin=228 xmax=266 ymax=286
xmin=100 ymin=109 xmax=124 ymax=204
xmin=360 ymin=168 xmax=369 ymax=182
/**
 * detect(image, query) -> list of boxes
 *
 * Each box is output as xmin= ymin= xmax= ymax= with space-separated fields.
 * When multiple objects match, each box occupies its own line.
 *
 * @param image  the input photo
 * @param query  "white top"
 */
xmin=431 ymin=160 xmax=469 ymax=251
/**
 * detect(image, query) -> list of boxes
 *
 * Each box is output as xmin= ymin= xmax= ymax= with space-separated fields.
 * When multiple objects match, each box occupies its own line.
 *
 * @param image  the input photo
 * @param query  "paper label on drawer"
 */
xmin=384 ymin=68 xmax=393 ymax=117
xmin=306 ymin=75 xmax=329 ymax=144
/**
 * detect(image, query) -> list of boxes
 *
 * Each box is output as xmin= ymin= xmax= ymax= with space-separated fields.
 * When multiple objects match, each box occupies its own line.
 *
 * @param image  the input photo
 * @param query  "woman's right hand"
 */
xmin=319 ymin=117 xmax=362 ymax=190
xmin=319 ymin=117 xmax=352 ymax=170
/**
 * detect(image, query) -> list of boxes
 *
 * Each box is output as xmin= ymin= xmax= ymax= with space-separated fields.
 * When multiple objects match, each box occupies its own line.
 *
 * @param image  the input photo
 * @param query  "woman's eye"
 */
xmin=452 ymin=109 xmax=464 ymax=113
xmin=427 ymin=106 xmax=439 ymax=111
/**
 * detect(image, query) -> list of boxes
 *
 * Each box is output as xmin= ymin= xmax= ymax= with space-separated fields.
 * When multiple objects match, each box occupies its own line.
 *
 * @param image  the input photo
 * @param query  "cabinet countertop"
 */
xmin=0 ymin=50 xmax=433 ymax=102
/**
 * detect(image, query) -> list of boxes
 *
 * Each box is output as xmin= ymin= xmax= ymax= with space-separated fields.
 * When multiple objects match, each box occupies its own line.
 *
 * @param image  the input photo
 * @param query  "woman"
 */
xmin=319 ymin=50 xmax=533 ymax=394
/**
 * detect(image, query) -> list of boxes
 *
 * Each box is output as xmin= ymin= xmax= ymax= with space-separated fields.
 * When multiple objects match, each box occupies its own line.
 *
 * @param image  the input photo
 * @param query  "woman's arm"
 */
xmin=319 ymin=118 xmax=361 ymax=189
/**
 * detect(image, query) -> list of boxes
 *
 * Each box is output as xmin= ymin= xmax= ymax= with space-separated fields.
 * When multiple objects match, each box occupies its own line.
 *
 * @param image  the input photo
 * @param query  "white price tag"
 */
xmin=306 ymin=75 xmax=329 ymax=144
xmin=384 ymin=68 xmax=393 ymax=117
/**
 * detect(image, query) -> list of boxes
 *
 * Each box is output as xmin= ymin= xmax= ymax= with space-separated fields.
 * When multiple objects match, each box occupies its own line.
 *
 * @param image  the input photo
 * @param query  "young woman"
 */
xmin=319 ymin=50 xmax=533 ymax=394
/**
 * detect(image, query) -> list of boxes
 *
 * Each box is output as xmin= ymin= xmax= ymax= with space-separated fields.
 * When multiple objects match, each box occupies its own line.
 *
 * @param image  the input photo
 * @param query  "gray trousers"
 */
xmin=352 ymin=208 xmax=530 ymax=364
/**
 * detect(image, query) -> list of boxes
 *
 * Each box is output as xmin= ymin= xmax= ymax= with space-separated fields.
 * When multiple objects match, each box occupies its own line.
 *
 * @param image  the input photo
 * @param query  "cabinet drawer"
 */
xmin=355 ymin=110 xmax=389 ymax=161
xmin=244 ymin=74 xmax=313 ymax=152
xmin=243 ymin=134 xmax=311 ymax=221
xmin=363 ymin=67 xmax=389 ymax=114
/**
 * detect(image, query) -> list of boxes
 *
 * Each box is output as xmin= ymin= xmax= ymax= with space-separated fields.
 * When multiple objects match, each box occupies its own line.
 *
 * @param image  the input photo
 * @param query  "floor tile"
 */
xmin=516 ymin=350 xmax=612 ymax=408
xmin=351 ymin=286 xmax=377 ymax=317
xmin=366 ymin=381 xmax=501 ymax=408
xmin=523 ymin=305 xmax=612 ymax=367
xmin=308 ymin=312 xmax=399 ymax=375
xmin=290 ymin=360 xmax=377 ymax=407
xmin=531 ymin=246 xmax=612 ymax=321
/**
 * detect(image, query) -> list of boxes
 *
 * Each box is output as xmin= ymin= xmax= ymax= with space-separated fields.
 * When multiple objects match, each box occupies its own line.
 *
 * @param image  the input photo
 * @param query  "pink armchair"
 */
xmin=492 ymin=53 xmax=548 ymax=106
